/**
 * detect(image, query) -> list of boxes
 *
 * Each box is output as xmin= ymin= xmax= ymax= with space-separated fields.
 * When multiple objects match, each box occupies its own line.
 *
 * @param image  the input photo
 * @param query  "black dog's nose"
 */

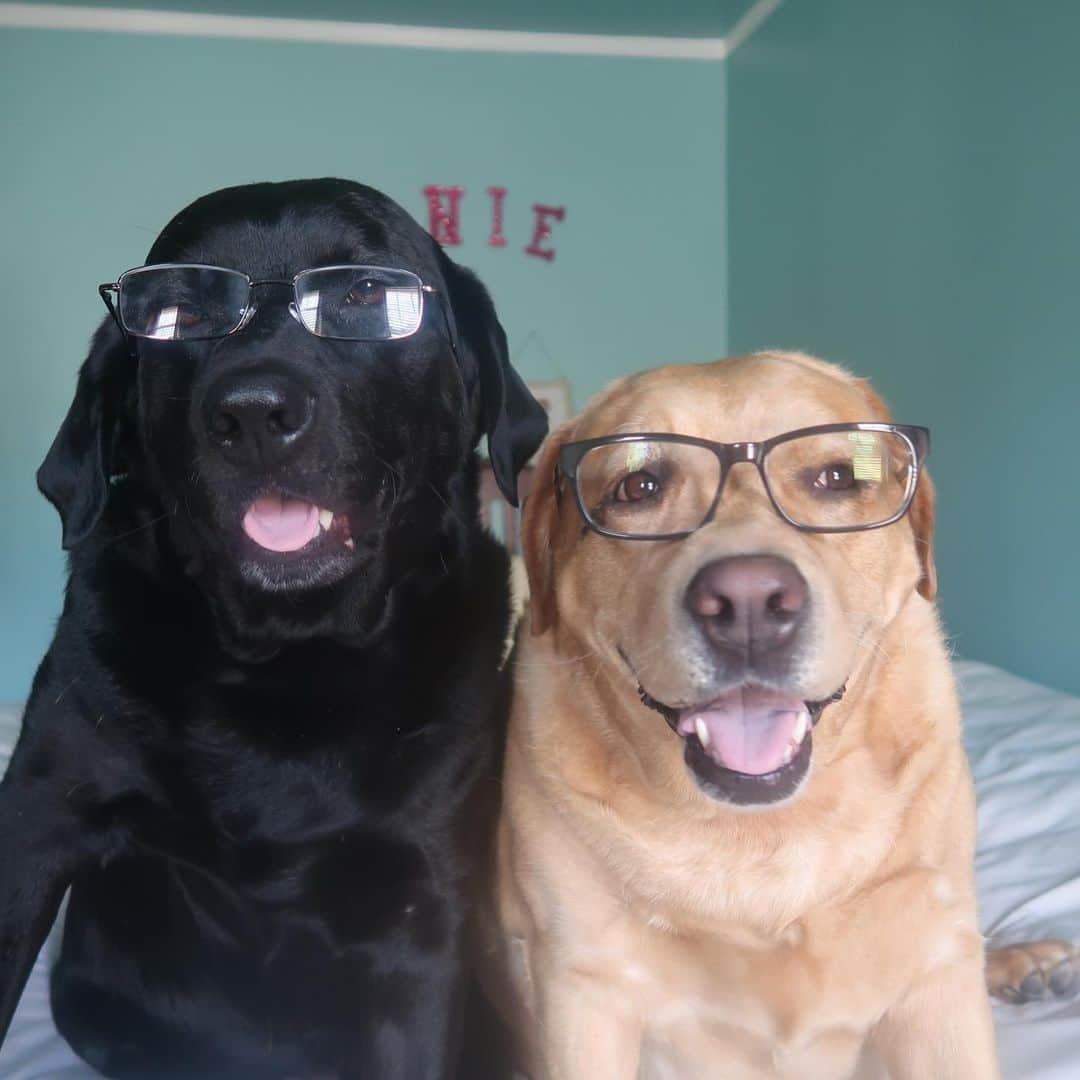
xmin=203 ymin=372 xmax=315 ymax=468
xmin=685 ymin=556 xmax=808 ymax=660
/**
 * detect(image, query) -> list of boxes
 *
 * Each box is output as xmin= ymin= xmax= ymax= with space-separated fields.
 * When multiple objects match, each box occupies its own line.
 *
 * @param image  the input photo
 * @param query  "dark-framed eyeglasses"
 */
xmin=98 ymin=263 xmax=443 ymax=344
xmin=557 ymin=423 xmax=931 ymax=539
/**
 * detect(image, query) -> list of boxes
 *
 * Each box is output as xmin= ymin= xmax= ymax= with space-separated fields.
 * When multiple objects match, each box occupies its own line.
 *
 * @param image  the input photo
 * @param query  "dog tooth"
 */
xmin=344 ymin=536 xmax=355 ymax=551
xmin=318 ymin=508 xmax=333 ymax=531
xmin=694 ymin=716 xmax=711 ymax=748
xmin=782 ymin=741 xmax=796 ymax=766
xmin=792 ymin=708 xmax=810 ymax=746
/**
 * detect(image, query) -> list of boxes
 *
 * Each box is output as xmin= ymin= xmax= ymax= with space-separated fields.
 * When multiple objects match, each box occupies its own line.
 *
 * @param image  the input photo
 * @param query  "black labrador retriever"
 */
xmin=0 ymin=178 xmax=546 ymax=1078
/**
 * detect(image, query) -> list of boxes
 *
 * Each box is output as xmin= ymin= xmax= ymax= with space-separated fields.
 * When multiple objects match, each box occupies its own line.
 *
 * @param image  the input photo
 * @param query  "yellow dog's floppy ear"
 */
xmin=857 ymin=377 xmax=937 ymax=602
xmin=910 ymin=467 xmax=938 ymax=601
xmin=520 ymin=424 xmax=572 ymax=636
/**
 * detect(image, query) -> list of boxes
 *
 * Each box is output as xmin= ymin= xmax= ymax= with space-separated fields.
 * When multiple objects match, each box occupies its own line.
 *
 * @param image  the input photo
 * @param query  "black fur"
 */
xmin=0 ymin=179 xmax=545 ymax=1078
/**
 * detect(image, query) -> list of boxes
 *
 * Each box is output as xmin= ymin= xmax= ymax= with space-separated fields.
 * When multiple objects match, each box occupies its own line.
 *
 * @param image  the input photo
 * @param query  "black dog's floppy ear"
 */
xmin=438 ymin=257 xmax=548 ymax=506
xmin=37 ymin=319 xmax=134 ymax=550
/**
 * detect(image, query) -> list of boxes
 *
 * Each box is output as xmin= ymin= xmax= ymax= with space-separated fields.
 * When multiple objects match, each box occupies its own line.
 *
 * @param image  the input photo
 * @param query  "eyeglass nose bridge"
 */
xmin=720 ymin=441 xmax=764 ymax=466
xmin=701 ymin=441 xmax=771 ymax=527
xmin=234 ymin=279 xmax=298 ymax=333
xmin=712 ymin=440 xmax=766 ymax=488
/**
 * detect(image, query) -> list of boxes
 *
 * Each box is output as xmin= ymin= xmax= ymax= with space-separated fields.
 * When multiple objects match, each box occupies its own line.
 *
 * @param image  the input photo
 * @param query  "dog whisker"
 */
xmin=53 ymin=676 xmax=80 ymax=705
xmin=426 ymin=479 xmax=466 ymax=530
xmin=105 ymin=510 xmax=173 ymax=544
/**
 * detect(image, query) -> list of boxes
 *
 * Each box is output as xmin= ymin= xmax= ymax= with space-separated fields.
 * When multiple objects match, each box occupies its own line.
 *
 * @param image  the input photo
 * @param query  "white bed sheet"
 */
xmin=956 ymin=660 xmax=1080 ymax=1079
xmin=1 ymin=659 xmax=1078 ymax=1077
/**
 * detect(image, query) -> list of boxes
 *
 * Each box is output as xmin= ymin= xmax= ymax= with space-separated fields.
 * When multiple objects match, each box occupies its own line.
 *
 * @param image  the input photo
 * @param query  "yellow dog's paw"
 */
xmin=987 ymin=940 xmax=1079 ymax=1003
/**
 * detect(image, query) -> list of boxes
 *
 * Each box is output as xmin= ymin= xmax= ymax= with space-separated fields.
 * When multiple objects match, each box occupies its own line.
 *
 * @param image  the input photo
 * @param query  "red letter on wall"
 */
xmin=423 ymin=185 xmax=465 ymax=246
xmin=487 ymin=186 xmax=508 ymax=248
xmin=525 ymin=204 xmax=565 ymax=262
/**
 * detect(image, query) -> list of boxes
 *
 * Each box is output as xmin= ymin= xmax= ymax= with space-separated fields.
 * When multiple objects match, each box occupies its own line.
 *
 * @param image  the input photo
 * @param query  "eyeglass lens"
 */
xmin=119 ymin=265 xmax=249 ymax=341
xmin=292 ymin=267 xmax=423 ymax=340
xmin=761 ymin=430 xmax=916 ymax=529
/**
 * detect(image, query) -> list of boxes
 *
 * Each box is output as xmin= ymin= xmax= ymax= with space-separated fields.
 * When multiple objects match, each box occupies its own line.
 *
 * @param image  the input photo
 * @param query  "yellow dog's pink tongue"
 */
xmin=678 ymin=686 xmax=809 ymax=776
xmin=242 ymin=493 xmax=321 ymax=553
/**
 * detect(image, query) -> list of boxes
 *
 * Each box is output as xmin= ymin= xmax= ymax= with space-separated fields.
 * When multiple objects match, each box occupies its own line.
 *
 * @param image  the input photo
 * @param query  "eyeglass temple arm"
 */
xmin=911 ymin=426 xmax=931 ymax=462
xmin=98 ymin=282 xmax=122 ymax=328
xmin=426 ymin=287 xmax=460 ymax=362
xmin=98 ymin=282 xmax=138 ymax=360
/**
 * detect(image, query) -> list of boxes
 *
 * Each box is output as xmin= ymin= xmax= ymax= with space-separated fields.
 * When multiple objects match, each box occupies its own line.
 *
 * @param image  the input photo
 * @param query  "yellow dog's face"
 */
xmin=522 ymin=353 xmax=936 ymax=808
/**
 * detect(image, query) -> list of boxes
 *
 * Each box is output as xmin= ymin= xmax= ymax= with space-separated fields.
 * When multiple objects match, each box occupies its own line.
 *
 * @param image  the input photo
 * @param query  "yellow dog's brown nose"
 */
xmin=685 ymin=556 xmax=808 ymax=661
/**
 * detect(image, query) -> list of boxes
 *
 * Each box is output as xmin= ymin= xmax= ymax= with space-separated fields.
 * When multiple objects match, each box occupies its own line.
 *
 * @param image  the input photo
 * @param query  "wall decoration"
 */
xmin=486 ymin=186 xmax=507 ymax=248
xmin=422 ymin=185 xmax=465 ymax=246
xmin=527 ymin=378 xmax=573 ymax=433
xmin=524 ymin=204 xmax=566 ymax=262
xmin=422 ymin=185 xmax=566 ymax=260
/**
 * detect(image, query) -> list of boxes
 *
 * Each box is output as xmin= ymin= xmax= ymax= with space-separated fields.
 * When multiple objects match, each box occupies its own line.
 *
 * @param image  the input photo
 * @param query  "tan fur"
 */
xmin=481 ymin=353 xmax=998 ymax=1079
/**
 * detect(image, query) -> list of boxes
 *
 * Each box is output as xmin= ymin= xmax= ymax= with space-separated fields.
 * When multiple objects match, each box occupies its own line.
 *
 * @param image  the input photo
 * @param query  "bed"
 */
xmin=2 ymin=659 xmax=1078 ymax=1077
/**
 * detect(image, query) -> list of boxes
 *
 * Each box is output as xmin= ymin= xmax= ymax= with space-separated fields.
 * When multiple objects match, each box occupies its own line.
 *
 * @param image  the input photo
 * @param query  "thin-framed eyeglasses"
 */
xmin=98 ymin=262 xmax=449 ymax=346
xmin=557 ymin=423 xmax=931 ymax=539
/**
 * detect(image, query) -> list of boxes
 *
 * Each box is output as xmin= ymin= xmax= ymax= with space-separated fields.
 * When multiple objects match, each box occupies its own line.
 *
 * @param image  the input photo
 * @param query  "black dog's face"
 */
xmin=141 ymin=183 xmax=469 ymax=598
xmin=40 ymin=180 xmax=546 ymax=652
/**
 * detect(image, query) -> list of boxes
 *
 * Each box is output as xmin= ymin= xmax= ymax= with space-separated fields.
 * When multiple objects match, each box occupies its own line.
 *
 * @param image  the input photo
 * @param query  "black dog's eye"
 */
xmin=813 ymin=463 xmax=856 ymax=491
xmin=614 ymin=471 xmax=661 ymax=503
xmin=175 ymin=304 xmax=207 ymax=327
xmin=147 ymin=302 xmax=204 ymax=332
xmin=344 ymin=279 xmax=387 ymax=307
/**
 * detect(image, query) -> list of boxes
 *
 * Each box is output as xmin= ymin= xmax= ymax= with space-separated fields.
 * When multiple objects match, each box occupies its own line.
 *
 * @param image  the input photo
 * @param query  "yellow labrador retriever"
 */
xmin=483 ymin=352 xmax=1001 ymax=1079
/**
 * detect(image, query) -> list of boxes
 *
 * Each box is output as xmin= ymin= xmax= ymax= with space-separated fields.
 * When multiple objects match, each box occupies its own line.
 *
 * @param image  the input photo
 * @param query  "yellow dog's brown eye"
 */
xmin=345 ymin=279 xmax=386 ymax=306
xmin=814 ymin=464 xmax=855 ymax=491
xmin=615 ymin=471 xmax=661 ymax=502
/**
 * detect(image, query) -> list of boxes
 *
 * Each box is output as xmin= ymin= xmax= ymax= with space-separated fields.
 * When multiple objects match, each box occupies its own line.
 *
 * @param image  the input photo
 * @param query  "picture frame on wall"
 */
xmin=527 ymin=378 xmax=573 ymax=435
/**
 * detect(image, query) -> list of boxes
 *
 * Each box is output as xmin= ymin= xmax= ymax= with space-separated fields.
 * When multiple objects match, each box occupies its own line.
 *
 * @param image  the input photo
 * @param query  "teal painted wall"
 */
xmin=728 ymin=0 xmax=1080 ymax=694
xmin=6 ymin=0 xmax=1074 ymax=702
xmin=0 ymin=26 xmax=727 ymax=702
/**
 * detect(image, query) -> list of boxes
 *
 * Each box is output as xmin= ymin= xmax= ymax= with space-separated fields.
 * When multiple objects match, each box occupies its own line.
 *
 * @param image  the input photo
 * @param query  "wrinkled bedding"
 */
xmin=1 ymin=658 xmax=1078 ymax=1077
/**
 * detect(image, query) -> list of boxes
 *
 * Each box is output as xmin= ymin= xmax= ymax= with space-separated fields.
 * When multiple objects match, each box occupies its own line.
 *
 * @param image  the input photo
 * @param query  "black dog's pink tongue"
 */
xmin=242 ymin=493 xmax=321 ymax=553
xmin=677 ymin=686 xmax=810 ymax=776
